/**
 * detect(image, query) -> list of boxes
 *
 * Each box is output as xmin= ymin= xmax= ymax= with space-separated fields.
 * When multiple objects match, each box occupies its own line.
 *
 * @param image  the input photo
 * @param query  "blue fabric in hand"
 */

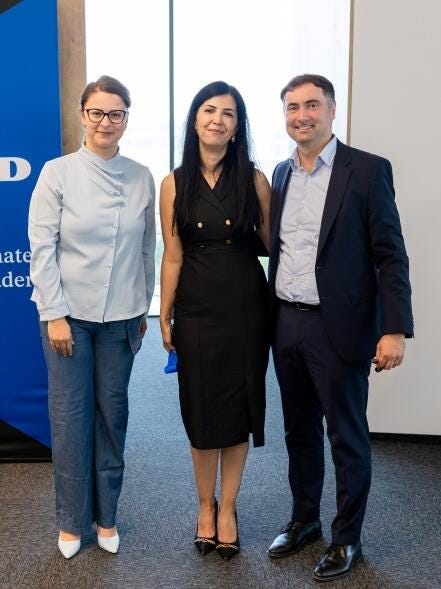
xmin=164 ymin=350 xmax=178 ymax=374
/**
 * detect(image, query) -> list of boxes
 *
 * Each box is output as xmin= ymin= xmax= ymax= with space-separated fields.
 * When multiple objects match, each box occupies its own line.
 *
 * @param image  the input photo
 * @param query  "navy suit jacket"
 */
xmin=268 ymin=140 xmax=413 ymax=363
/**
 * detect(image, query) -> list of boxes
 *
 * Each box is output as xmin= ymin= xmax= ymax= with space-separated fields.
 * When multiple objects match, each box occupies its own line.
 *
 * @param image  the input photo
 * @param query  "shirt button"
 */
xmin=113 ymin=191 xmax=120 ymax=196
xmin=110 ymin=244 xmax=114 ymax=248
xmin=104 ymin=284 xmax=108 ymax=288
xmin=225 ymin=219 xmax=231 ymax=226
xmin=197 ymin=222 xmax=203 ymax=228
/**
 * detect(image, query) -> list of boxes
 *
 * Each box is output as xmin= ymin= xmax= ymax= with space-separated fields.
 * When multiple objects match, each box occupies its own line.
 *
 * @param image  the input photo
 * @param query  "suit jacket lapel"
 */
xmin=317 ymin=140 xmax=352 ymax=258
xmin=270 ymin=161 xmax=291 ymax=252
xmin=268 ymin=160 xmax=291 ymax=288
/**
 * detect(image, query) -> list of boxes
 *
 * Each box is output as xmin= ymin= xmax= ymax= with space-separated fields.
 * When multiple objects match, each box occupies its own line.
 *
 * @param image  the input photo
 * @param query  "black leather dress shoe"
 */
xmin=267 ymin=520 xmax=322 ymax=558
xmin=312 ymin=541 xmax=362 ymax=582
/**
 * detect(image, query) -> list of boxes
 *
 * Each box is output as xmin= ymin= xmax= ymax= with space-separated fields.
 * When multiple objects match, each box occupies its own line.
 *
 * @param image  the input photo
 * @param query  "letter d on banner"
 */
xmin=0 ymin=157 xmax=32 ymax=181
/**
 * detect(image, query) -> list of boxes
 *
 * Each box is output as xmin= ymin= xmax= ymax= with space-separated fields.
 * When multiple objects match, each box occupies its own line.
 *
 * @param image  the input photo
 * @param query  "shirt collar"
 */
xmin=79 ymin=144 xmax=123 ymax=177
xmin=290 ymin=135 xmax=337 ymax=171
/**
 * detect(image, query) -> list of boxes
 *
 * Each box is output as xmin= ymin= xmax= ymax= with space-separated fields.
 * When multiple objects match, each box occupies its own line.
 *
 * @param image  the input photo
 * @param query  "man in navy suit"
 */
xmin=266 ymin=74 xmax=413 ymax=582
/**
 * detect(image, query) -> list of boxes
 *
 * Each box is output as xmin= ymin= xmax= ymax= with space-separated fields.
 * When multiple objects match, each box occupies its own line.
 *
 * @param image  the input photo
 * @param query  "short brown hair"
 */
xmin=280 ymin=74 xmax=335 ymax=104
xmin=80 ymin=75 xmax=131 ymax=109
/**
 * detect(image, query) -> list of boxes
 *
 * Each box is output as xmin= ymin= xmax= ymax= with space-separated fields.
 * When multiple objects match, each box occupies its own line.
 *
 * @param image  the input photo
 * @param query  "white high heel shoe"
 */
xmin=58 ymin=533 xmax=81 ymax=559
xmin=97 ymin=530 xmax=120 ymax=554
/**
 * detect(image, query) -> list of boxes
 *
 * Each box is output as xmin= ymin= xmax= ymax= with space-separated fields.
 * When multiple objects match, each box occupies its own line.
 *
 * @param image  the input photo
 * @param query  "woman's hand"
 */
xmin=47 ymin=317 xmax=73 ymax=357
xmin=254 ymin=169 xmax=271 ymax=252
xmin=160 ymin=317 xmax=175 ymax=352
xmin=159 ymin=173 xmax=182 ymax=354
xmin=140 ymin=317 xmax=147 ymax=338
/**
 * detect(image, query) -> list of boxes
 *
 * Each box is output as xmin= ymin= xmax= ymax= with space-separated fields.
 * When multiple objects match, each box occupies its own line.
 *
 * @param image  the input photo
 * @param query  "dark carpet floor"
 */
xmin=0 ymin=319 xmax=440 ymax=589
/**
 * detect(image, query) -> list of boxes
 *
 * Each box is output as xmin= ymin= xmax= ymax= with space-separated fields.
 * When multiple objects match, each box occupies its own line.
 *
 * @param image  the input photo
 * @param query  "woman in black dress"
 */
xmin=160 ymin=81 xmax=270 ymax=560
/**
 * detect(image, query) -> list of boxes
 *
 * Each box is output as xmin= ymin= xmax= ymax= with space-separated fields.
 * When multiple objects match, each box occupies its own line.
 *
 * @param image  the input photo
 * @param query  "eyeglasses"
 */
xmin=84 ymin=109 xmax=128 ymax=124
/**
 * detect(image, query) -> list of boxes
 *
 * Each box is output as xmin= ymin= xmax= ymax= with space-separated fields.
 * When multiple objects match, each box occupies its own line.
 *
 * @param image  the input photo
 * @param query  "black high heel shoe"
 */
xmin=194 ymin=498 xmax=218 ymax=555
xmin=216 ymin=510 xmax=240 ymax=561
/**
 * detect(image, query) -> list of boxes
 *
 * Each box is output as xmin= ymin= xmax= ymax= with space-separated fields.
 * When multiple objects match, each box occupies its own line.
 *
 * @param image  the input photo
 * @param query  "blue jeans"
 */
xmin=41 ymin=315 xmax=143 ymax=534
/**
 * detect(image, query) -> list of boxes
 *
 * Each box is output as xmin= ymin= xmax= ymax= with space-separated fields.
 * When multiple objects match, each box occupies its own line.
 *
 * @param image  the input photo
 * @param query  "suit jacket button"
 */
xmin=226 ymin=239 xmax=232 ymax=245
xmin=197 ymin=222 xmax=203 ymax=228
xmin=225 ymin=219 xmax=231 ymax=226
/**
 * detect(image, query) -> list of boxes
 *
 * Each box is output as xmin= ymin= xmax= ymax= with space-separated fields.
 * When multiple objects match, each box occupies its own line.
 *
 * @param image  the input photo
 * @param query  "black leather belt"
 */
xmin=279 ymin=299 xmax=321 ymax=311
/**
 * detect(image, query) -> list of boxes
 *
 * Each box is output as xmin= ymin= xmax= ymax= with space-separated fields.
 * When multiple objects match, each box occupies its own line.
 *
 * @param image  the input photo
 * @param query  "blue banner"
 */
xmin=0 ymin=0 xmax=61 ymax=449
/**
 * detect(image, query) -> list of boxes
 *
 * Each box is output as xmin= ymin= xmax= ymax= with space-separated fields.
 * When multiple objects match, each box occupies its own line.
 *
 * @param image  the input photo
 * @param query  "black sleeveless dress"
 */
xmin=173 ymin=168 xmax=269 ymax=450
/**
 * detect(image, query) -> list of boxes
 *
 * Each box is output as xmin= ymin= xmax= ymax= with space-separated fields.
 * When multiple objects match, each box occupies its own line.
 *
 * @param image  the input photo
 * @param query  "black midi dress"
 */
xmin=172 ymin=168 xmax=269 ymax=450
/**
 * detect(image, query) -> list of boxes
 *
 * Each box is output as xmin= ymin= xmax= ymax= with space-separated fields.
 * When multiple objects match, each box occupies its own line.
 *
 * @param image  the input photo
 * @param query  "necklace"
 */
xmin=202 ymin=167 xmax=221 ymax=189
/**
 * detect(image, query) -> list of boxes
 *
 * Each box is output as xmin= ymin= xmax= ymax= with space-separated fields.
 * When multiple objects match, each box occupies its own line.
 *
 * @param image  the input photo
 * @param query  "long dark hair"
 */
xmin=173 ymin=81 xmax=261 ymax=235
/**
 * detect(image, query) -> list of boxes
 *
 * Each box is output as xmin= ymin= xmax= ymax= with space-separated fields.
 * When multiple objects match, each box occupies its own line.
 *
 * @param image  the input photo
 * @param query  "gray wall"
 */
xmin=350 ymin=0 xmax=441 ymax=434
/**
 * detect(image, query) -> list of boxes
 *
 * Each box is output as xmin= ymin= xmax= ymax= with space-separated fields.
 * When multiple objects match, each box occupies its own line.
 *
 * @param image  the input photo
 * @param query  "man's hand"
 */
xmin=372 ymin=334 xmax=406 ymax=372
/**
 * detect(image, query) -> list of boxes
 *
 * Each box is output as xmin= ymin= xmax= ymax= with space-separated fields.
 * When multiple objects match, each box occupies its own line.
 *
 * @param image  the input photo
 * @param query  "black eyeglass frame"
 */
xmin=83 ymin=108 xmax=128 ymax=124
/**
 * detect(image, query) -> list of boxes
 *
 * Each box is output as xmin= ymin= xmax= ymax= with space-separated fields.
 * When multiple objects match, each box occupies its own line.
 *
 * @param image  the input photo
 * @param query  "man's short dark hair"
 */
xmin=280 ymin=74 xmax=335 ymax=104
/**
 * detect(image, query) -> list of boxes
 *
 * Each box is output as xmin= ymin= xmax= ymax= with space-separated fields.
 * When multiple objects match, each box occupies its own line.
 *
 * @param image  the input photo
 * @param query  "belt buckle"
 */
xmin=295 ymin=302 xmax=308 ymax=311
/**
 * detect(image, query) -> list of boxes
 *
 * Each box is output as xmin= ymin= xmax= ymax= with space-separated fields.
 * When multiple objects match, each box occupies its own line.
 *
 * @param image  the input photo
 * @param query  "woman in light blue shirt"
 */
xmin=29 ymin=75 xmax=155 ymax=559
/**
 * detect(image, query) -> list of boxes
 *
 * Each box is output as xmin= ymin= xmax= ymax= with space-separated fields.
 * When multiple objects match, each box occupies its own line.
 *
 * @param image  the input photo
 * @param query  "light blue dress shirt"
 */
xmin=29 ymin=146 xmax=156 ymax=322
xmin=275 ymin=136 xmax=337 ymax=305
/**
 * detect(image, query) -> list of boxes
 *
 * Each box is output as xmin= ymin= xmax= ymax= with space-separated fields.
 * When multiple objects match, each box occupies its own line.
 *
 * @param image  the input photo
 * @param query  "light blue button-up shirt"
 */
xmin=275 ymin=136 xmax=337 ymax=305
xmin=29 ymin=146 xmax=156 ymax=322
